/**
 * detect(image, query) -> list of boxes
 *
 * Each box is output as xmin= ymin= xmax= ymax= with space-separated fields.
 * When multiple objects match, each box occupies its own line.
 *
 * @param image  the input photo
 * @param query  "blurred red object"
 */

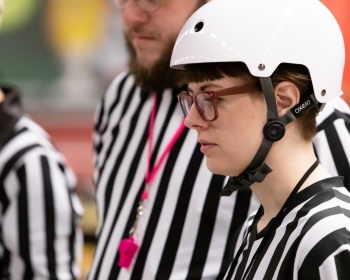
xmin=321 ymin=0 xmax=350 ymax=105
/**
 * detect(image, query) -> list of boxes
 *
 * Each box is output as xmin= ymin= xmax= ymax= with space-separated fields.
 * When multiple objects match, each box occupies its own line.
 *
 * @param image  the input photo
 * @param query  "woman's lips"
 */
xmin=199 ymin=140 xmax=217 ymax=154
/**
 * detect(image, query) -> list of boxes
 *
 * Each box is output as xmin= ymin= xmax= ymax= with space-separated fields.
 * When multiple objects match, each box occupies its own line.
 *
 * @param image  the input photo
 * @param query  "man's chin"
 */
xmin=136 ymin=54 xmax=158 ymax=70
xmin=129 ymin=52 xmax=186 ymax=92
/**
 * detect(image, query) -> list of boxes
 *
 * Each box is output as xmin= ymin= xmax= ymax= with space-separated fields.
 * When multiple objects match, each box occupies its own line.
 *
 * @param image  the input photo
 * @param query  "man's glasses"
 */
xmin=177 ymin=83 xmax=260 ymax=122
xmin=114 ymin=0 xmax=161 ymax=12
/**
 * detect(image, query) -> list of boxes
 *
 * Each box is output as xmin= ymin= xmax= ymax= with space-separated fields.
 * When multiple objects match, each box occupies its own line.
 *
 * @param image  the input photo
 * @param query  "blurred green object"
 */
xmin=1 ymin=0 xmax=40 ymax=33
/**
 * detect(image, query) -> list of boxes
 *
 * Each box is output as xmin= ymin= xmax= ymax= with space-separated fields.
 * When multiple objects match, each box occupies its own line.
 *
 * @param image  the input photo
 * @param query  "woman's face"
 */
xmin=185 ymin=76 xmax=267 ymax=176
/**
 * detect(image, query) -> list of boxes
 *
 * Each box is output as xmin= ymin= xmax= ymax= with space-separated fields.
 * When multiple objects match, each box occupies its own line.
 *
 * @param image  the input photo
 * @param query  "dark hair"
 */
xmin=185 ymin=62 xmax=255 ymax=84
xmin=184 ymin=62 xmax=317 ymax=140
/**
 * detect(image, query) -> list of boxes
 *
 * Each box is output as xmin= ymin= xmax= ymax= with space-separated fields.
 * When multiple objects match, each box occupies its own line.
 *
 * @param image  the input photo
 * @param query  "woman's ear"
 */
xmin=274 ymin=81 xmax=300 ymax=117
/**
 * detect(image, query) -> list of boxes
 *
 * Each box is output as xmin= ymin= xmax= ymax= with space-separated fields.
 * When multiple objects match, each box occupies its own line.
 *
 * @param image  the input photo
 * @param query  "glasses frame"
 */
xmin=114 ymin=0 xmax=161 ymax=12
xmin=178 ymin=82 xmax=261 ymax=122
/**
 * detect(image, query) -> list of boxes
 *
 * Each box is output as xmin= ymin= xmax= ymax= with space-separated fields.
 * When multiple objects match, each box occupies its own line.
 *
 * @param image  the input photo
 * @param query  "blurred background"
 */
xmin=0 ymin=0 xmax=129 ymax=277
xmin=0 ymin=0 xmax=349 ymax=278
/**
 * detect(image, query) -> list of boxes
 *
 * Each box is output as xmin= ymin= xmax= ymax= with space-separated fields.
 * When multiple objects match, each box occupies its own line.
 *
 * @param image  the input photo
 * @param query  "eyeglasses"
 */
xmin=177 ymin=83 xmax=260 ymax=122
xmin=114 ymin=0 xmax=161 ymax=12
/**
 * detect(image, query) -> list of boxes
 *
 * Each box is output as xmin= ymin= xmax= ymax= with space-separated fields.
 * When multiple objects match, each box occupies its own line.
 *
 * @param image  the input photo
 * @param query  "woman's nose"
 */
xmin=184 ymin=104 xmax=208 ymax=130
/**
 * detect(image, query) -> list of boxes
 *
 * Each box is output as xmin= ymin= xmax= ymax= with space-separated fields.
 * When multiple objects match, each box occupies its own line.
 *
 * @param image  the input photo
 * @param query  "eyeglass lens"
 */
xmin=196 ymin=93 xmax=216 ymax=121
xmin=178 ymin=93 xmax=216 ymax=122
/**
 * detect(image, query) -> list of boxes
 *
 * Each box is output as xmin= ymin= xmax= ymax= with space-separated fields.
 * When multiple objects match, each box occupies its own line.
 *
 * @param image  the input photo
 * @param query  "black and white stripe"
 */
xmin=89 ymin=72 xmax=258 ymax=280
xmin=225 ymin=177 xmax=350 ymax=280
xmin=314 ymin=97 xmax=350 ymax=189
xmin=0 ymin=116 xmax=83 ymax=279
xmin=89 ymin=71 xmax=350 ymax=280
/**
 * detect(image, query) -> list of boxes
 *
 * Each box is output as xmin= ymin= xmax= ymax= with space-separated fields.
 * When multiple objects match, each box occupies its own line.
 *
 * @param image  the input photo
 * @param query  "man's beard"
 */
xmin=125 ymin=35 xmax=187 ymax=92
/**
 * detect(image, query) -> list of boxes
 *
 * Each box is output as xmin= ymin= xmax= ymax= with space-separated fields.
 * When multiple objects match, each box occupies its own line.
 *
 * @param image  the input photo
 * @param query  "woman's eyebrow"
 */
xmin=188 ymin=83 xmax=223 ymax=93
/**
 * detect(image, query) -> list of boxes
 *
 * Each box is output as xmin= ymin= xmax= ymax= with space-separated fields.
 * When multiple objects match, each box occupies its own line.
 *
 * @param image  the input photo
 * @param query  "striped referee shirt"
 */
xmin=314 ymin=97 xmax=350 ymax=189
xmin=0 ymin=87 xmax=83 ymax=279
xmin=225 ymin=177 xmax=350 ymax=280
xmin=89 ymin=72 xmax=350 ymax=280
xmin=89 ymin=72 xmax=258 ymax=280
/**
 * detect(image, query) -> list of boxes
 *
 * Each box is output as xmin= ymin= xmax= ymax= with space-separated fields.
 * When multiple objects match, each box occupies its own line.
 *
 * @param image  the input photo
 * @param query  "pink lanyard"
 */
xmin=118 ymin=94 xmax=185 ymax=269
xmin=143 ymin=94 xmax=185 ymax=197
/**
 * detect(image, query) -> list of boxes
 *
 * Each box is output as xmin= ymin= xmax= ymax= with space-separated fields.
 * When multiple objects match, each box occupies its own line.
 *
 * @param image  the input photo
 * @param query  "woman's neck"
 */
xmin=251 ymin=139 xmax=330 ymax=233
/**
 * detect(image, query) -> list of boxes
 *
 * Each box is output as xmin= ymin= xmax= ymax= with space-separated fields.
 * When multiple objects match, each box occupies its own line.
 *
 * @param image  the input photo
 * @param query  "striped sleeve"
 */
xmin=0 ymin=118 xmax=83 ymax=279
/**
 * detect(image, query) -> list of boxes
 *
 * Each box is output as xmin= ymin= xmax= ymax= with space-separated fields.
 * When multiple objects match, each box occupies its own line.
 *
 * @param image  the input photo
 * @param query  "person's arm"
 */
xmin=314 ymin=97 xmax=350 ymax=189
xmin=3 ymin=143 xmax=83 ymax=279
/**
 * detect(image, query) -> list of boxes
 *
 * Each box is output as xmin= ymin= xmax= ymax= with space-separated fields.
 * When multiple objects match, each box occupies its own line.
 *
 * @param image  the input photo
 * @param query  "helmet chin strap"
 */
xmin=220 ymin=77 xmax=319 ymax=196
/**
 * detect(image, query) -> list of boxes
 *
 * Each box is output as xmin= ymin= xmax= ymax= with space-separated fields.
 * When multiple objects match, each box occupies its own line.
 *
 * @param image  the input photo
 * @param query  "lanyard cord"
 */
xmin=145 ymin=94 xmax=185 ymax=185
xmin=227 ymin=159 xmax=320 ymax=279
xmin=118 ymin=94 xmax=185 ymax=269
xmin=131 ymin=94 xmax=185 ymax=234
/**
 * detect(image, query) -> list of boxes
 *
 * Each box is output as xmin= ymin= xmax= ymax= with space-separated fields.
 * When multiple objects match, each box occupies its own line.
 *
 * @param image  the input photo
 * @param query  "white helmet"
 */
xmin=170 ymin=0 xmax=345 ymax=103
